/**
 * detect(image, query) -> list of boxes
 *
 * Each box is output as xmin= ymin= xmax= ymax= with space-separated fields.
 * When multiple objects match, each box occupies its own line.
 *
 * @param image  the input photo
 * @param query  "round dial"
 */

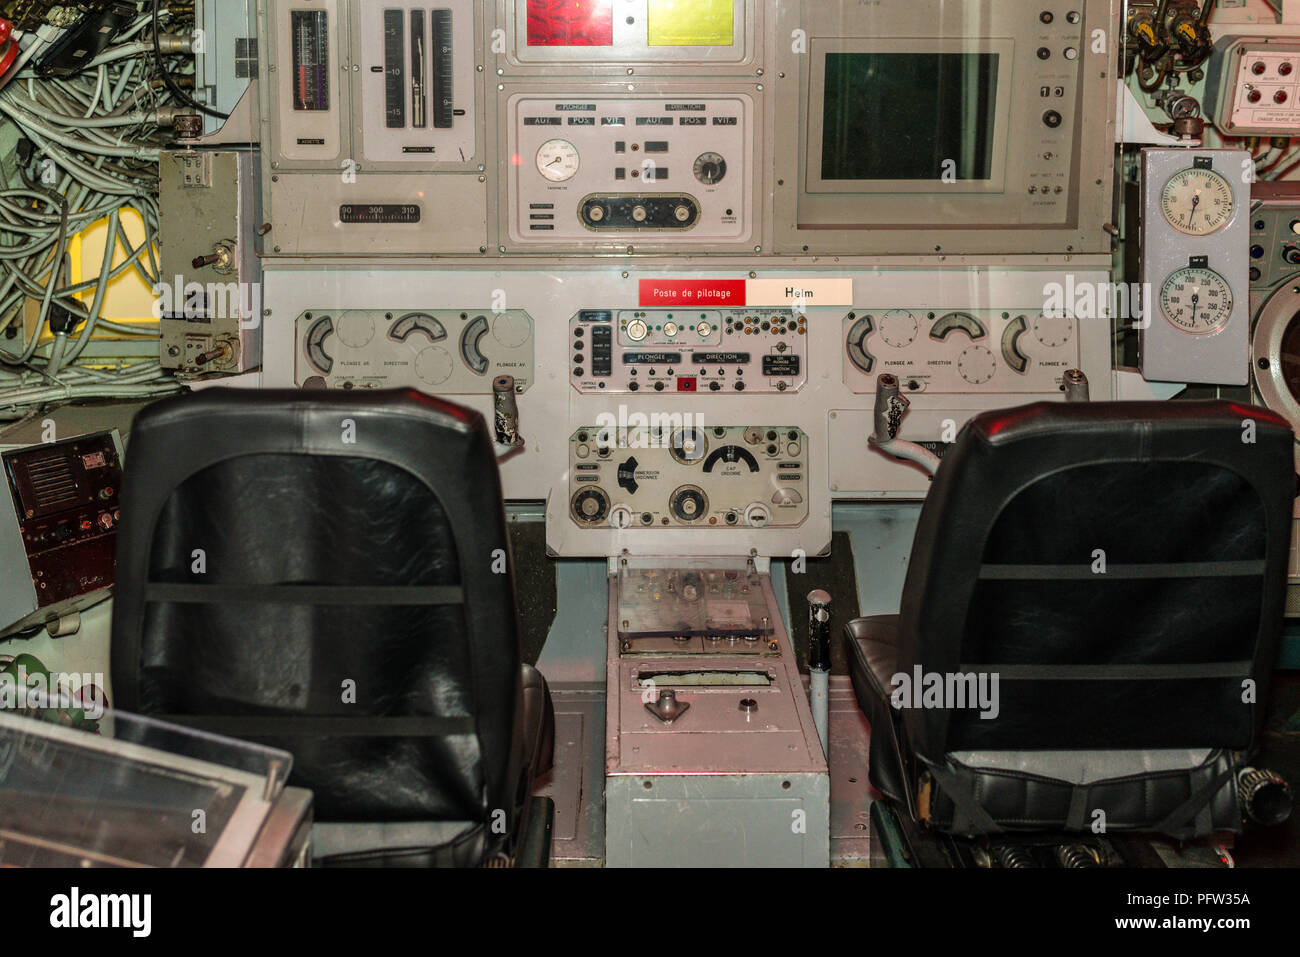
xmin=879 ymin=310 xmax=919 ymax=349
xmin=335 ymin=314 xmax=375 ymax=349
xmin=669 ymin=428 xmax=708 ymax=465
xmin=694 ymin=152 xmax=728 ymax=185
xmin=1160 ymin=167 xmax=1235 ymax=236
xmin=414 ymin=346 xmax=454 ymax=385
xmin=958 ymin=345 xmax=998 ymax=385
xmin=571 ymin=487 xmax=610 ymax=526
xmin=1032 ymin=314 xmax=1075 ymax=348
xmin=1159 ymin=267 xmax=1234 ymax=334
xmin=536 ymin=139 xmax=580 ymax=182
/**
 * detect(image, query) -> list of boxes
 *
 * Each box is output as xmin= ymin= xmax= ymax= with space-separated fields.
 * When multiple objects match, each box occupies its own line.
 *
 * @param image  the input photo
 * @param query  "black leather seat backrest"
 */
xmin=897 ymin=400 xmax=1295 ymax=761
xmin=111 ymin=389 xmax=522 ymax=827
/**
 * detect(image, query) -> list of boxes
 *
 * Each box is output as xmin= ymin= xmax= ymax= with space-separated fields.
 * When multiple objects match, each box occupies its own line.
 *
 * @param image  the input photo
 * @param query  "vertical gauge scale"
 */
xmin=290 ymin=10 xmax=329 ymax=112
xmin=383 ymin=10 xmax=404 ymax=128
xmin=1159 ymin=166 xmax=1236 ymax=236
xmin=431 ymin=9 xmax=454 ymax=129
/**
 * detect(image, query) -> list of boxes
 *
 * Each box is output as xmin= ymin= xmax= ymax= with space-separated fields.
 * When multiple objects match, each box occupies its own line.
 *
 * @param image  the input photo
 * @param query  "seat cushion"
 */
xmin=844 ymin=616 xmax=911 ymax=807
xmin=845 ymin=615 xmax=899 ymax=705
xmin=521 ymin=663 xmax=555 ymax=779
xmin=843 ymin=615 xmax=1243 ymax=838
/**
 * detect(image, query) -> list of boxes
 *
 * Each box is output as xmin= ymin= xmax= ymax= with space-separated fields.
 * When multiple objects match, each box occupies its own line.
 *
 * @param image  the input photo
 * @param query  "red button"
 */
xmin=677 ymin=378 xmax=697 ymax=392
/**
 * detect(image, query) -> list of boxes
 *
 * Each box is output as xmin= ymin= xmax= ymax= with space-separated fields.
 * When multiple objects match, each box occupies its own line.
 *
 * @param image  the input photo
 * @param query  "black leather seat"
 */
xmin=111 ymin=388 xmax=554 ymax=866
xmin=847 ymin=400 xmax=1295 ymax=839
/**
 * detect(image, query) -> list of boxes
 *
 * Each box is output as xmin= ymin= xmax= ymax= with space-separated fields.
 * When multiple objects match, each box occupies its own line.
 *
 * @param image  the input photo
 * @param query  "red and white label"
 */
xmin=638 ymin=278 xmax=852 ymax=308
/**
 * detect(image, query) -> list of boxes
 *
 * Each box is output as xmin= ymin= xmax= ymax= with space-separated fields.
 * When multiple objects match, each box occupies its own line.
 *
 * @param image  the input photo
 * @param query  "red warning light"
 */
xmin=527 ymin=0 xmax=614 ymax=47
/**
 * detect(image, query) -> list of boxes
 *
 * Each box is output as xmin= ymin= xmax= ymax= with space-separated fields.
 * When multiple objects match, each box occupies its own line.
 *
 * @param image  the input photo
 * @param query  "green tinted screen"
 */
xmin=821 ymin=52 xmax=1000 ymax=181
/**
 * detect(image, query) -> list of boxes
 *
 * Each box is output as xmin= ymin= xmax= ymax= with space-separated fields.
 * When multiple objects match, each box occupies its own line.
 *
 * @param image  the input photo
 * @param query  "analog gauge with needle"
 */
xmin=536 ymin=139 xmax=580 ymax=183
xmin=1159 ymin=266 xmax=1233 ymax=334
xmin=1159 ymin=167 xmax=1235 ymax=236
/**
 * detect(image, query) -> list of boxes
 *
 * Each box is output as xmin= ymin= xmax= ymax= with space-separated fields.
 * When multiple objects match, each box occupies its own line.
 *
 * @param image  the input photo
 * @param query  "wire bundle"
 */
xmin=0 ymin=5 xmax=200 ymax=420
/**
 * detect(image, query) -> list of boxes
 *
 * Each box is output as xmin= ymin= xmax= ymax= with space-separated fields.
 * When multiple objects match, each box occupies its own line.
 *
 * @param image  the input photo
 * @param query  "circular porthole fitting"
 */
xmin=1251 ymin=282 xmax=1300 ymax=466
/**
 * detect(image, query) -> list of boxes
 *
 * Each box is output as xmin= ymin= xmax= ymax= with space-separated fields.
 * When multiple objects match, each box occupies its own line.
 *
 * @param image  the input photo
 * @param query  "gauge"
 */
xmin=1159 ymin=267 xmax=1234 ymax=334
xmin=492 ymin=312 xmax=531 ymax=348
xmin=1159 ymin=167 xmax=1235 ymax=236
xmin=571 ymin=487 xmax=610 ymax=526
xmin=335 ymin=313 xmax=375 ymax=349
xmin=415 ymin=346 xmax=454 ymax=385
xmin=846 ymin=315 xmax=875 ymax=373
xmin=694 ymin=152 xmax=728 ymax=185
xmin=536 ymin=139 xmax=579 ymax=183
xmin=879 ymin=310 xmax=919 ymax=349
xmin=958 ymin=345 xmax=998 ymax=385
xmin=669 ymin=428 xmax=708 ymax=465
xmin=1032 ymin=314 xmax=1075 ymax=348
xmin=670 ymin=485 xmax=709 ymax=524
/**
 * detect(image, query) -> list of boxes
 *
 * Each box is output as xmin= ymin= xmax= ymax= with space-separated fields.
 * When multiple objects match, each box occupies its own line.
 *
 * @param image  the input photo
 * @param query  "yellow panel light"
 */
xmin=66 ymin=208 xmax=158 ymax=331
xmin=647 ymin=0 xmax=733 ymax=47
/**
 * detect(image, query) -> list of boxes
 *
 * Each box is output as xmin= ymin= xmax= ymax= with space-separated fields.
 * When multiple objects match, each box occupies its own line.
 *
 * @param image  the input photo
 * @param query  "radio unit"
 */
xmin=1 ymin=431 xmax=123 ymax=638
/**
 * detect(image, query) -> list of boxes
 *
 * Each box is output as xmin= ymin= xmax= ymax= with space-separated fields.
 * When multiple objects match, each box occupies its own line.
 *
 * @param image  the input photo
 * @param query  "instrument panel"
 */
xmin=843 ymin=309 xmax=1079 ymax=394
xmin=568 ymin=425 xmax=809 ymax=531
xmin=506 ymin=91 xmax=753 ymax=248
xmin=295 ymin=308 xmax=534 ymax=392
xmin=1139 ymin=149 xmax=1251 ymax=386
xmin=570 ymin=308 xmax=806 ymax=395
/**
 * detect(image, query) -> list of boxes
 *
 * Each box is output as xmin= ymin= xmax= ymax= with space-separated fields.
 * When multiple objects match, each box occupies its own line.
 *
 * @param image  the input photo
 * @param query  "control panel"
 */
xmin=568 ymin=426 xmax=809 ymax=531
xmin=570 ymin=308 xmax=806 ymax=395
xmin=1206 ymin=37 xmax=1300 ymax=137
xmin=506 ymin=91 xmax=752 ymax=247
xmin=295 ymin=309 xmax=534 ymax=392
xmin=1249 ymin=184 xmax=1300 ymax=292
xmin=842 ymin=309 xmax=1079 ymax=394
xmin=614 ymin=564 xmax=779 ymax=656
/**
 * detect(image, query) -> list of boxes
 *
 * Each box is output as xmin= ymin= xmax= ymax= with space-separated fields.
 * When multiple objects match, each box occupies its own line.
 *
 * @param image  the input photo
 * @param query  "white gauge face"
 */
xmin=1159 ymin=167 xmax=1235 ymax=236
xmin=536 ymin=139 xmax=579 ymax=183
xmin=1159 ymin=267 xmax=1234 ymax=334
xmin=958 ymin=345 xmax=998 ymax=384
xmin=1032 ymin=314 xmax=1075 ymax=348
xmin=878 ymin=310 xmax=919 ymax=348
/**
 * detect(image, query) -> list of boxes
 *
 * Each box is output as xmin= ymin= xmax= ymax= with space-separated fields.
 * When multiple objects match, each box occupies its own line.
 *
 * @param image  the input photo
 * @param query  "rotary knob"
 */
xmin=626 ymin=318 xmax=649 ymax=342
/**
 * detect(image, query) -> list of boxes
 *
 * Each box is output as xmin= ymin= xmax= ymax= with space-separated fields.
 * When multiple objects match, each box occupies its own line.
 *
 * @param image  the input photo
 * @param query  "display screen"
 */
xmin=648 ymin=0 xmax=734 ymax=46
xmin=820 ymin=53 xmax=1000 ymax=182
xmin=527 ymin=0 xmax=614 ymax=47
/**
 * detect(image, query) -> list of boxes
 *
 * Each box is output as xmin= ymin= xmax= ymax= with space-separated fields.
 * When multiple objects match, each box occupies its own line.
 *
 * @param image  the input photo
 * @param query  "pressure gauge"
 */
xmin=536 ymin=139 xmax=579 ymax=182
xmin=1159 ymin=167 xmax=1235 ymax=236
xmin=1159 ymin=266 xmax=1234 ymax=334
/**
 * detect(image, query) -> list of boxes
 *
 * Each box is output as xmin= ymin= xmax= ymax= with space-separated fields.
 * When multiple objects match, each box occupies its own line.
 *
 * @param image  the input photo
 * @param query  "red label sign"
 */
xmin=639 ymin=279 xmax=747 ymax=307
